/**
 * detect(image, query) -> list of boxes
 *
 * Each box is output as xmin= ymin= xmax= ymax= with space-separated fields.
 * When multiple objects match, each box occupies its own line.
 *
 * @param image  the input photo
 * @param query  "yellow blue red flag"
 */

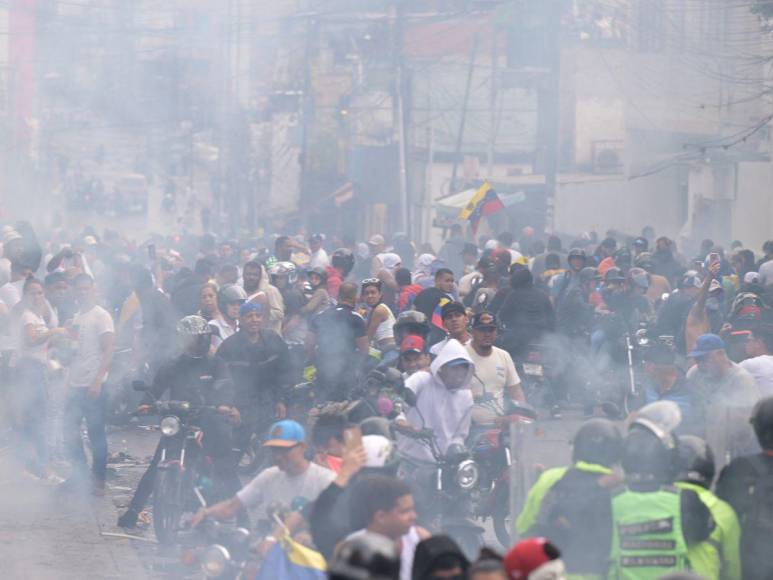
xmin=458 ymin=181 xmax=505 ymax=234
xmin=256 ymin=535 xmax=327 ymax=580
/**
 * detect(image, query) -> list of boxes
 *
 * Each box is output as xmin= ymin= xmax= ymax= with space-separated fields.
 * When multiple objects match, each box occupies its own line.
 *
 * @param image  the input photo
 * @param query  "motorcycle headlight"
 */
xmin=160 ymin=416 xmax=181 ymax=437
xmin=201 ymin=544 xmax=230 ymax=578
xmin=455 ymin=459 xmax=479 ymax=490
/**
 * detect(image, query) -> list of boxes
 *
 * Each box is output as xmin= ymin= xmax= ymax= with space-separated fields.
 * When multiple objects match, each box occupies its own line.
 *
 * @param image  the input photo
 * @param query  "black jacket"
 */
xmin=146 ymin=354 xmax=233 ymax=408
xmin=497 ymin=269 xmax=556 ymax=357
xmin=216 ymin=329 xmax=292 ymax=410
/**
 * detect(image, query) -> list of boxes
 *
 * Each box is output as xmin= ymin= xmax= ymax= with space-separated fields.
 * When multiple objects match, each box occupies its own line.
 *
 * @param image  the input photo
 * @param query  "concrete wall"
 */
xmin=733 ymin=161 xmax=773 ymax=252
xmin=554 ymin=168 xmax=684 ymax=239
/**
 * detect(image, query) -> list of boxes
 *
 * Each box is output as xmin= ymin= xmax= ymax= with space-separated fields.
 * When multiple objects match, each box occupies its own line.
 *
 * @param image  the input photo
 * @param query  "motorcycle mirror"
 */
xmin=132 ymin=380 xmax=148 ymax=392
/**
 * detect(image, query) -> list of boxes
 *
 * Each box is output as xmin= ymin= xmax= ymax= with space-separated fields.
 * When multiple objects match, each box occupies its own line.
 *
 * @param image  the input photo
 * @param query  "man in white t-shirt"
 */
xmin=308 ymin=234 xmax=330 ymax=269
xmin=465 ymin=312 xmax=525 ymax=424
xmin=62 ymin=273 xmax=114 ymax=494
xmin=193 ymin=419 xmax=335 ymax=525
xmin=740 ymin=323 xmax=773 ymax=397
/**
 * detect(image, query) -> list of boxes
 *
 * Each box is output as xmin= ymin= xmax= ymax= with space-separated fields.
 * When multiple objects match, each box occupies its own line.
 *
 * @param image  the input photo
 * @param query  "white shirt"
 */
xmin=466 ymin=344 xmax=520 ymax=402
xmin=759 ymin=259 xmax=773 ymax=286
xmin=309 ymin=248 xmax=330 ymax=269
xmin=347 ymin=527 xmax=421 ymax=580
xmin=17 ymin=308 xmax=57 ymax=364
xmin=69 ymin=305 xmax=115 ymax=388
xmin=236 ymin=462 xmax=335 ymax=510
xmin=740 ymin=354 xmax=773 ymax=397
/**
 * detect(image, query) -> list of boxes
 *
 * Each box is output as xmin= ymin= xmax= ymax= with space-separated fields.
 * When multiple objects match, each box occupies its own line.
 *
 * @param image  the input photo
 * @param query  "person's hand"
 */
xmin=719 ymin=322 xmax=733 ymax=338
xmin=275 ymin=403 xmax=287 ymax=419
xmin=87 ymin=381 xmax=102 ymax=399
xmin=255 ymin=537 xmax=278 ymax=558
xmin=708 ymin=260 xmax=721 ymax=278
xmin=137 ymin=404 xmax=152 ymax=415
xmin=191 ymin=508 xmax=208 ymax=528
xmin=337 ymin=444 xmax=367 ymax=487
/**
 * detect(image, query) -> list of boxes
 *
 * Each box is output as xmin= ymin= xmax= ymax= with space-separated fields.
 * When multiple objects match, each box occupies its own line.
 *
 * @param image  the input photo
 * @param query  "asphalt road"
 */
xmin=0 ymin=409 xmax=588 ymax=579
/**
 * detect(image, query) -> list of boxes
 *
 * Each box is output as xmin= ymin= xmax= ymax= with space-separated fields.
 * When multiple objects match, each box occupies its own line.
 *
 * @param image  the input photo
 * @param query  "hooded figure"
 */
xmin=496 ymin=269 xmax=556 ymax=359
xmin=247 ymin=262 xmax=285 ymax=335
xmin=397 ymin=339 xmax=474 ymax=463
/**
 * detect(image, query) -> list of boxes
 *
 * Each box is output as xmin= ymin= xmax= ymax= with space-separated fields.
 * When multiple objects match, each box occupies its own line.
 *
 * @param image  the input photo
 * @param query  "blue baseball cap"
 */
xmin=239 ymin=301 xmax=263 ymax=317
xmin=264 ymin=419 xmax=305 ymax=448
xmin=688 ymin=334 xmax=725 ymax=358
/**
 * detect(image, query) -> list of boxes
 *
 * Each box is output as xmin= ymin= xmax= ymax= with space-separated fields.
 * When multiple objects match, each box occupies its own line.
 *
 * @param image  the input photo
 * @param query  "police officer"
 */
xmin=117 ymin=315 xmax=241 ymax=528
xmin=517 ymin=418 xmax=622 ymax=579
xmin=606 ymin=401 xmax=712 ymax=579
xmin=675 ymin=435 xmax=741 ymax=580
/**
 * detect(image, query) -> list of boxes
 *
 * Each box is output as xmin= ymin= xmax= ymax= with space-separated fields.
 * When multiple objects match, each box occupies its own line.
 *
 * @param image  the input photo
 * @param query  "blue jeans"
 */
xmin=64 ymin=388 xmax=108 ymax=481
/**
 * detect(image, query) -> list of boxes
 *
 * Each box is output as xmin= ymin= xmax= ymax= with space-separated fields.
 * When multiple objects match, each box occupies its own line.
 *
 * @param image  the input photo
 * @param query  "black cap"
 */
xmin=471 ymin=311 xmax=498 ymax=329
xmin=643 ymin=343 xmax=676 ymax=366
xmin=440 ymin=301 xmax=466 ymax=319
xmin=634 ymin=236 xmax=648 ymax=248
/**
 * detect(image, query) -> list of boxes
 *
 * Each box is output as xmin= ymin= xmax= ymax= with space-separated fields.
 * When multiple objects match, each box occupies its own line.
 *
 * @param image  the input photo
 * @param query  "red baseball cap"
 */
xmin=400 ymin=335 xmax=426 ymax=354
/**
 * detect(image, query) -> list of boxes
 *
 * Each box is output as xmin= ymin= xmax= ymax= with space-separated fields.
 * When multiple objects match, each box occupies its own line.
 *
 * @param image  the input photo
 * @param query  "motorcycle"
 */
xmin=393 ymin=423 xmax=485 ymax=559
xmin=189 ymin=519 xmax=257 ymax=580
xmin=467 ymin=397 xmax=537 ymax=549
xmin=133 ymin=383 xmax=233 ymax=544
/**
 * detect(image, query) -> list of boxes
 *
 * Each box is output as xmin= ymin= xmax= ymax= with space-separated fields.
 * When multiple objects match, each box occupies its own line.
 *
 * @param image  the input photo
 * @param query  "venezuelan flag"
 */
xmin=256 ymin=535 xmax=326 ymax=580
xmin=458 ymin=181 xmax=504 ymax=234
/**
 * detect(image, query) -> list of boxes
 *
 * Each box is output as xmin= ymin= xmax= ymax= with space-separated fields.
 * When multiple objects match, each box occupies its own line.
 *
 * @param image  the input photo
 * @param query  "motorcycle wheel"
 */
xmin=237 ymin=435 xmax=271 ymax=476
xmin=492 ymin=482 xmax=512 ymax=550
xmin=153 ymin=467 xmax=183 ymax=544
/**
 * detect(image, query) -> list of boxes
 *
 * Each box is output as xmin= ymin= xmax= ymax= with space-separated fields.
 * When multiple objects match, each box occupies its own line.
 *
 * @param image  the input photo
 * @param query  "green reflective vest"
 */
xmin=608 ymin=486 xmax=689 ymax=580
xmin=515 ymin=462 xmax=613 ymax=537
xmin=674 ymin=482 xmax=742 ymax=580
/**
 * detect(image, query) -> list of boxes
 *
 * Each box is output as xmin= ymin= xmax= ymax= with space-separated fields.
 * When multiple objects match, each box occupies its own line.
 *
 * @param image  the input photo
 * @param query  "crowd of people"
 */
xmin=2 ymin=218 xmax=773 ymax=579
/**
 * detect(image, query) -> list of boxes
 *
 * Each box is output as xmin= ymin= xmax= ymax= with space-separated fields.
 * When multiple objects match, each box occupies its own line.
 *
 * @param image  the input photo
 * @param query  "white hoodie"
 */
xmin=397 ymin=339 xmax=474 ymax=463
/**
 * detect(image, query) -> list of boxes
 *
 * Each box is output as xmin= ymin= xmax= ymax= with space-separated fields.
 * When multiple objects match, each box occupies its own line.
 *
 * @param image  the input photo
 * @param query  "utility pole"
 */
xmin=394 ymin=2 xmax=410 ymax=237
xmin=449 ymin=34 xmax=479 ymax=194
xmin=541 ymin=0 xmax=561 ymax=234
xmin=487 ymin=28 xmax=498 ymax=178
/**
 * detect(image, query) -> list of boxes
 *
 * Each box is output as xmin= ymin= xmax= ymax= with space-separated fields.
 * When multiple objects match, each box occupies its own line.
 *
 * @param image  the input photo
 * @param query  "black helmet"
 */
xmin=328 ymin=531 xmax=400 ymax=580
xmin=568 ymin=248 xmax=587 ymax=263
xmin=309 ymin=266 xmax=328 ymax=285
xmin=622 ymin=428 xmax=677 ymax=485
xmin=627 ymin=267 xmax=650 ymax=291
xmin=604 ymin=267 xmax=626 ymax=284
xmin=332 ymin=248 xmax=355 ymax=277
xmin=677 ymin=435 xmax=715 ymax=488
xmin=623 ymin=401 xmax=682 ymax=484
xmin=750 ymin=396 xmax=773 ymax=450
xmin=578 ymin=266 xmax=599 ymax=284
xmin=634 ymin=252 xmax=654 ymax=271
xmin=613 ymin=247 xmax=632 ymax=266
xmin=394 ymin=310 xmax=429 ymax=342
xmin=572 ymin=418 xmax=623 ymax=467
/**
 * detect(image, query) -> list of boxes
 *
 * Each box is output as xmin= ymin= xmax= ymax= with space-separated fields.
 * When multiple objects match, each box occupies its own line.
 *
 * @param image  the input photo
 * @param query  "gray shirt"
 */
xmin=686 ymin=362 xmax=760 ymax=466
xmin=236 ymin=462 xmax=335 ymax=511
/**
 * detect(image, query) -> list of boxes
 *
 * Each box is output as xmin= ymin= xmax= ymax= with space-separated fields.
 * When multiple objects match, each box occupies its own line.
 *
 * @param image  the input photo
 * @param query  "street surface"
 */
xmin=0 ymin=409 xmax=588 ymax=578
